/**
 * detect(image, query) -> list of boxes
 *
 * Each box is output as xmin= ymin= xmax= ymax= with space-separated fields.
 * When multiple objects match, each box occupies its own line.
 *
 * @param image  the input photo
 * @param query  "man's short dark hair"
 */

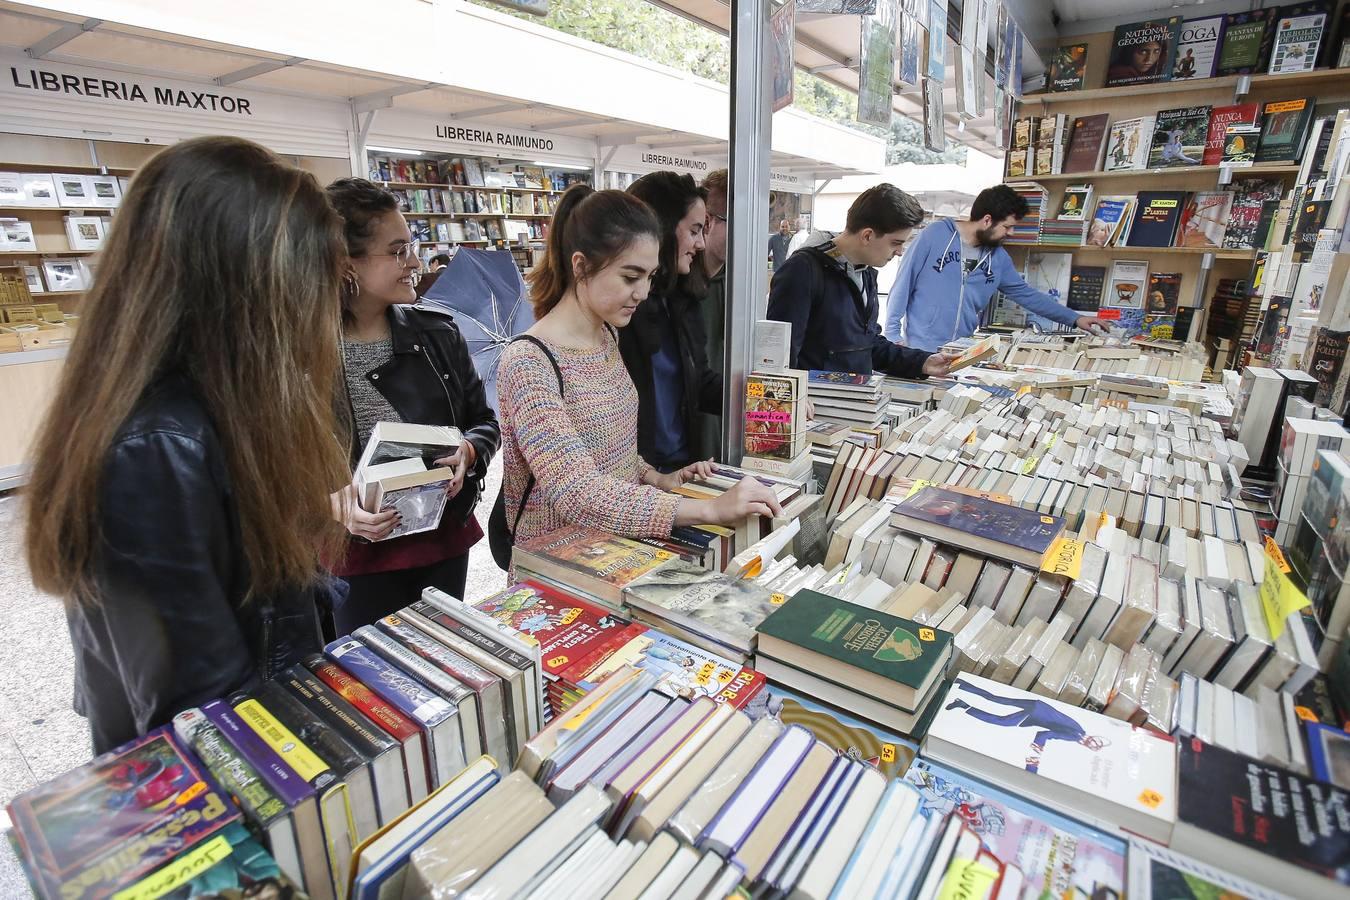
xmin=845 ymin=184 xmax=924 ymax=235
xmin=430 ymin=253 xmax=451 ymax=266
xmin=971 ymin=185 xmax=1029 ymax=223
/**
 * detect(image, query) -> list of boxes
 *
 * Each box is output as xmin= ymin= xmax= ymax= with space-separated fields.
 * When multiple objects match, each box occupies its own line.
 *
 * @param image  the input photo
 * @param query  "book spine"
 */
xmin=377 ymin=615 xmax=493 ymax=691
xmin=201 ymin=700 xmax=313 ymax=807
xmin=303 ymin=655 xmax=421 ymax=743
xmin=408 ymin=601 xmax=532 ymax=671
xmin=324 ymin=637 xmax=453 ymax=726
xmin=354 ymin=624 xmax=470 ymax=703
xmin=173 ymin=709 xmax=288 ymax=824
xmin=281 ymin=670 xmax=397 ymax=756
xmin=232 ymin=697 xmax=332 ymax=785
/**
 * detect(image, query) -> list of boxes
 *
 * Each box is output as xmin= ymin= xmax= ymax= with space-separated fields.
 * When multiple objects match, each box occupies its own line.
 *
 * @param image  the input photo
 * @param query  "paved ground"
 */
xmin=0 ymin=457 xmax=507 ymax=895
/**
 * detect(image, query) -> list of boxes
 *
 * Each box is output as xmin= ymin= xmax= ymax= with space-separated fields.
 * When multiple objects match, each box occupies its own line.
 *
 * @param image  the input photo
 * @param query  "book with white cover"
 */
xmin=63 ymin=215 xmax=104 ymax=251
xmin=20 ymin=174 xmax=58 ymax=207
xmin=53 ymin=173 xmax=92 ymax=207
xmin=925 ymin=673 xmax=1178 ymax=843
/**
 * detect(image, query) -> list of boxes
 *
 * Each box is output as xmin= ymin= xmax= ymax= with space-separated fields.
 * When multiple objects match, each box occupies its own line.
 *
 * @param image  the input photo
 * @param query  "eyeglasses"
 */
xmin=707 ymin=212 xmax=728 ymax=224
xmin=368 ymin=241 xmax=421 ymax=265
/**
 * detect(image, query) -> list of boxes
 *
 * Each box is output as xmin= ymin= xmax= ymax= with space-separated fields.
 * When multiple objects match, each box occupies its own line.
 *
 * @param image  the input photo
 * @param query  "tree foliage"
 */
xmin=473 ymin=0 xmax=966 ymax=166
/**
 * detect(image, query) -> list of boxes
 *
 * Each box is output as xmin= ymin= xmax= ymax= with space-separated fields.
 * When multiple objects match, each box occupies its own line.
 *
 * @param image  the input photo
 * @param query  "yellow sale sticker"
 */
xmin=1260 ymin=553 xmax=1310 ymax=640
xmin=937 ymin=859 xmax=999 ymax=900
xmin=905 ymin=479 xmax=935 ymax=499
xmin=1041 ymin=537 xmax=1085 ymax=580
xmin=771 ymin=592 xmax=788 ymax=605
xmin=881 ymin=744 xmax=897 ymax=763
xmin=1138 ymin=789 xmax=1164 ymax=810
xmin=919 ymin=628 xmax=937 ymax=642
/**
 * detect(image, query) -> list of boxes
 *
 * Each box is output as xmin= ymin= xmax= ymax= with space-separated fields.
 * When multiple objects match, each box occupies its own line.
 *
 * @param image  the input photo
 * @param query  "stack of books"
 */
xmin=805 ymin=369 xmax=886 ymax=429
xmin=742 ymin=369 xmax=812 ymax=481
xmin=1003 ymin=182 xmax=1048 ymax=244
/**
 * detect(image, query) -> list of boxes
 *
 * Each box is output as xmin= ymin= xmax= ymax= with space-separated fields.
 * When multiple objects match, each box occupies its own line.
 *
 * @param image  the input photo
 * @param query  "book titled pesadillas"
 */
xmin=756 ymin=589 xmax=952 ymax=712
xmin=925 ymin=674 xmax=1178 ymax=844
xmin=891 ymin=486 xmax=1065 ymax=568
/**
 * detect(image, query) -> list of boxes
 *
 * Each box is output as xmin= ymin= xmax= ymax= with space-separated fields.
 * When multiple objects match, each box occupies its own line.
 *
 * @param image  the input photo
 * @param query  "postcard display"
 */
xmin=1002 ymin=7 xmax=1350 ymax=373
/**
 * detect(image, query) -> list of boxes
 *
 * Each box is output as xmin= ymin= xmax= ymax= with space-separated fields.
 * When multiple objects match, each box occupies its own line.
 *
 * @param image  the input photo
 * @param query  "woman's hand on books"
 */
xmin=434 ymin=442 xmax=476 ymax=500
xmin=330 ymin=484 xmax=400 ymax=541
xmin=922 ymin=353 xmax=958 ymax=378
xmin=706 ymin=476 xmax=784 ymax=524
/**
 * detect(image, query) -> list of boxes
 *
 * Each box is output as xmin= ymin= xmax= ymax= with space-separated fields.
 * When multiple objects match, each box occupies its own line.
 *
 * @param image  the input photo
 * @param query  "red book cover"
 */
xmin=303 ymin=654 xmax=420 ymax=744
xmin=1202 ymin=102 xmax=1261 ymax=164
xmin=474 ymin=582 xmax=635 ymax=680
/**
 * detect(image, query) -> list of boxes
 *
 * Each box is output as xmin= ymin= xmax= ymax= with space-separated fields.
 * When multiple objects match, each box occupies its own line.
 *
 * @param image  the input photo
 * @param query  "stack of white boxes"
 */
xmin=1275 ymin=416 xmax=1350 ymax=544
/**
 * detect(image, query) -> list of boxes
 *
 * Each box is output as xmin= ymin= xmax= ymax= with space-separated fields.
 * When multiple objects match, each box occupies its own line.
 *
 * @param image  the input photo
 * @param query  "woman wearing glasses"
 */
xmin=325 ymin=178 xmax=499 ymax=635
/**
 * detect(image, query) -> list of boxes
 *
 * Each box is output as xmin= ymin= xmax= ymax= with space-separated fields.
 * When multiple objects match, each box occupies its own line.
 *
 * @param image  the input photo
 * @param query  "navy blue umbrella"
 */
xmin=419 ymin=248 xmax=533 ymax=407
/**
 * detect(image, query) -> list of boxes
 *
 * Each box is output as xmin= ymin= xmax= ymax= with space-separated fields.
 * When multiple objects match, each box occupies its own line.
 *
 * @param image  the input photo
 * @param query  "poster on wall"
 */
xmin=771 ymin=1 xmax=795 ymax=112
xmin=924 ymin=77 xmax=948 ymax=152
xmin=928 ymin=0 xmax=947 ymax=80
xmin=857 ymin=0 xmax=896 ymax=126
xmin=798 ymin=0 xmax=878 ymax=13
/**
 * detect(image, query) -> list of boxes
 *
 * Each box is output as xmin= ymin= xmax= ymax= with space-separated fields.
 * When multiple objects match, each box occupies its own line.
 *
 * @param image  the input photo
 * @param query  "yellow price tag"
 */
xmin=1264 ymin=536 xmax=1292 ymax=574
xmin=1041 ymin=536 xmax=1086 ymax=580
xmin=1016 ymin=385 xmax=1032 ymax=397
xmin=919 ymin=628 xmax=936 ymax=642
xmin=881 ymin=744 xmax=897 ymax=763
xmin=746 ymin=381 xmax=765 ymax=398
xmin=937 ymin=859 xmax=1000 ymax=900
xmin=1022 ymin=456 xmax=1040 ymax=475
xmin=1046 ymin=433 xmax=1059 ymax=450
xmin=1260 ymin=553 xmax=1310 ymax=640
xmin=548 ymin=654 xmax=571 ymax=669
xmin=905 ymin=479 xmax=934 ymax=500
xmin=1294 ymin=706 xmax=1318 ymax=723
xmin=1138 ymin=789 xmax=1165 ymax=810
xmin=696 ymin=662 xmax=715 ymax=685
xmin=770 ymin=592 xmax=788 ymax=605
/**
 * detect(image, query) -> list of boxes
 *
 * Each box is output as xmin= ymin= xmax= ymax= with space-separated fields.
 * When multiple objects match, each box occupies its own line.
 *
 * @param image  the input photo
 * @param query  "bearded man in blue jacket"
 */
xmin=885 ymin=185 xmax=1109 ymax=352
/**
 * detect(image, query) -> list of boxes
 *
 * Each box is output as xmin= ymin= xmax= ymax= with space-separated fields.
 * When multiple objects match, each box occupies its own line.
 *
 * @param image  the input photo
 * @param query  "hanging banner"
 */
xmin=857 ymin=0 xmax=897 ymax=126
xmin=368 ymin=107 xmax=596 ymax=163
xmin=771 ymin=1 xmax=796 ymax=113
xmin=928 ymin=0 xmax=948 ymax=81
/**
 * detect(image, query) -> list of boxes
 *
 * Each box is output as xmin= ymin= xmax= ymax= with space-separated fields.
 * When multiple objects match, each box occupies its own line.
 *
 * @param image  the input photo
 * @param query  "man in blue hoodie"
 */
xmin=767 ymin=184 xmax=952 ymax=379
xmin=885 ymin=185 xmax=1109 ymax=352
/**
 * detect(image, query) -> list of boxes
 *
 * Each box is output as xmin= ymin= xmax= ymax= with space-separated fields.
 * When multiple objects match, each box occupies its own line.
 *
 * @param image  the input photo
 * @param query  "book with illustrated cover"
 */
xmin=905 ymin=758 xmax=1128 ymax=900
xmin=1308 ymin=328 xmax=1349 ymax=410
xmin=1203 ymin=102 xmax=1261 ymax=164
xmin=1217 ymin=9 xmax=1278 ymax=75
xmin=1067 ymin=266 xmax=1106 ymax=312
xmin=1268 ymin=8 xmax=1328 ymax=74
xmin=1064 ymin=114 xmax=1109 ymax=173
xmin=115 ymin=822 xmax=301 ymax=900
xmin=1104 ymin=117 xmax=1154 ymax=171
xmin=768 ymin=685 xmax=918 ymax=779
xmin=1048 ymin=44 xmax=1088 ymax=92
xmin=1143 ymin=273 xmax=1181 ymax=339
xmin=1127 ymin=838 xmax=1286 ymax=900
xmin=756 ymin=589 xmax=953 ymax=712
xmin=745 ymin=371 xmax=806 ymax=461
xmin=1106 ymin=259 xmax=1151 ymax=312
xmin=1127 ymin=191 xmax=1189 ymax=247
xmin=353 ymin=422 xmax=463 ymax=541
xmin=1022 ymin=253 xmax=1073 ymax=333
xmin=1256 ymin=98 xmax=1316 ymax=163
xmin=1223 ymin=180 xmax=1285 ymax=249
xmin=1086 ymin=196 xmax=1134 ymax=247
xmin=513 ymin=526 xmax=676 ymax=609
xmin=1105 ymin=18 xmax=1181 ymax=87
xmin=1176 ymin=191 xmax=1233 ymax=249
xmin=925 ymin=674 xmax=1179 ymax=844
xmin=7 ymin=728 xmax=240 ymax=900
xmin=1171 ymin=16 xmax=1225 ymax=80
xmin=622 ymin=559 xmax=781 ymax=658
xmin=472 ymin=581 xmax=632 ymax=682
xmin=1171 ymin=739 xmax=1349 ymax=896
xmin=1148 ymin=106 xmax=1211 ymax=168
xmin=891 ymin=486 xmax=1065 ymax=567
xmin=1056 ymin=184 xmax=1093 ymax=221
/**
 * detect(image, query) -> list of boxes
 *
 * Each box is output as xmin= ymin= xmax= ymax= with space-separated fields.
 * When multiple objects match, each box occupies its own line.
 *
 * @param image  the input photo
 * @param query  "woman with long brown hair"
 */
xmin=24 ymin=136 xmax=351 ymax=753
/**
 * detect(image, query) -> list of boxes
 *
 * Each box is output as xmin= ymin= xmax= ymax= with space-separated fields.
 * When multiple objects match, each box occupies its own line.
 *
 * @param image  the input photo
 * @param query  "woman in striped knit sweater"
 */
xmin=498 ymin=186 xmax=781 ymax=547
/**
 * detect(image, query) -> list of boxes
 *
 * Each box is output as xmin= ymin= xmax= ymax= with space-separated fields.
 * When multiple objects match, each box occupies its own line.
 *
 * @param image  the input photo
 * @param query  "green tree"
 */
xmin=474 ymin=0 xmax=966 ymax=166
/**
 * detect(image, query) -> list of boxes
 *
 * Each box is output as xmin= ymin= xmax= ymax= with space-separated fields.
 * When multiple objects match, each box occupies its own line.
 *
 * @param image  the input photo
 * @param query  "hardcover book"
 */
xmin=1104 ymin=117 xmax=1154 ymax=171
xmin=1143 ymin=273 xmax=1181 ymax=339
xmin=7 ymin=728 xmax=240 ymax=900
xmin=1223 ymin=180 xmax=1285 ymax=249
xmin=924 ymin=674 xmax=1179 ymax=844
xmin=1217 ymin=9 xmax=1277 ymax=75
xmin=1086 ymin=196 xmax=1134 ymax=247
xmin=1067 ymin=266 xmax=1106 ymax=312
xmin=564 ymin=628 xmax=767 ymax=710
xmin=890 ymin=486 xmax=1065 ymax=567
xmin=1048 ymin=44 xmax=1087 ymax=92
xmin=1064 ymin=114 xmax=1109 ymax=173
xmin=1148 ymin=106 xmax=1211 ymax=168
xmin=1127 ymin=191 xmax=1189 ymax=247
xmin=1256 ymin=97 xmax=1316 ymax=163
xmin=1171 ymin=16 xmax=1225 ymax=80
xmin=1268 ymin=9 xmax=1328 ymax=74
xmin=1105 ymin=18 xmax=1182 ymax=88
xmin=1106 ymin=259 xmax=1151 ymax=311
xmin=1171 ymin=738 xmax=1349 ymax=896
xmin=513 ymin=525 xmax=676 ymax=609
xmin=745 ymin=371 xmax=806 ymax=460
xmin=1176 ymin=191 xmax=1234 ymax=249
xmin=622 ymin=559 xmax=781 ymax=657
xmin=1203 ymin=102 xmax=1261 ymax=164
xmin=756 ymin=589 xmax=953 ymax=712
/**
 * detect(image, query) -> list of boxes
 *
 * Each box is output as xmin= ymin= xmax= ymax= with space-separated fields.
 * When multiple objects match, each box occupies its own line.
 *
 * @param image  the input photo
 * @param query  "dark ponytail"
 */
xmin=527 ymin=185 xmax=661 ymax=317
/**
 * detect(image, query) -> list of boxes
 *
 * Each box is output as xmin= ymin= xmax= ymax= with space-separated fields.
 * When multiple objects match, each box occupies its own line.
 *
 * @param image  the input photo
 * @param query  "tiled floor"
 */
xmin=0 ymin=458 xmax=507 ymax=896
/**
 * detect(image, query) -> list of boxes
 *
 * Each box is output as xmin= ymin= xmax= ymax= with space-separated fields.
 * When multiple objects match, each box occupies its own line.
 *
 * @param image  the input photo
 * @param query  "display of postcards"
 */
xmin=63 ymin=215 xmax=105 ymax=251
xmin=1148 ymin=106 xmax=1211 ymax=168
xmin=0 ymin=219 xmax=36 ymax=252
xmin=21 ymin=266 xmax=42 ymax=295
xmin=1105 ymin=18 xmax=1182 ymax=87
xmin=40 ymin=258 xmax=87 ymax=293
xmin=53 ymin=174 xmax=92 ymax=207
xmin=899 ymin=14 xmax=921 ymax=88
xmin=0 ymin=172 xmax=22 ymax=205
xmin=927 ymin=0 xmax=947 ymax=81
xmin=87 ymin=175 xmax=122 ymax=208
xmin=1176 ymin=192 xmax=1233 ymax=249
xmin=20 ymin=174 xmax=58 ymax=208
xmin=1172 ymin=16 xmax=1225 ymax=80
xmin=1048 ymin=43 xmax=1088 ymax=92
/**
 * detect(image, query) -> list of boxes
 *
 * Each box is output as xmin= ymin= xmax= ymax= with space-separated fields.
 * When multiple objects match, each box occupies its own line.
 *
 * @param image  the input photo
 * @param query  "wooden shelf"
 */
xmin=1007 ymin=163 xmax=1300 ymax=184
xmin=379 ymin=180 xmax=559 ymax=194
xmin=0 ymin=206 xmax=116 ymax=214
xmin=1024 ymin=67 xmax=1350 ymax=106
xmin=0 ymin=162 xmax=134 ymax=175
xmin=1005 ymin=242 xmax=1257 ymax=260
xmin=0 ymin=249 xmax=97 ymax=256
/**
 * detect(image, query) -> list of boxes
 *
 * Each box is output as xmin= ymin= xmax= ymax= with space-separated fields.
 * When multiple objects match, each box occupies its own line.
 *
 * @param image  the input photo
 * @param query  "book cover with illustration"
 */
xmin=905 ymin=758 xmax=1127 ymax=900
xmin=112 ymin=822 xmax=301 ymax=900
xmin=7 ymin=728 xmax=240 ymax=900
xmin=1086 ymin=196 xmax=1134 ymax=247
xmin=1127 ymin=838 xmax=1287 ymax=900
xmin=1142 ymin=273 xmax=1181 ymax=339
xmin=893 ymin=486 xmax=1065 ymax=559
xmin=471 ymin=581 xmax=633 ymax=679
xmin=769 ymin=685 xmax=918 ymax=780
xmin=1203 ymin=102 xmax=1261 ymax=164
xmin=1148 ymin=106 xmax=1211 ymax=169
xmin=565 ymin=628 xmax=766 ymax=710
xmin=756 ymin=589 xmax=953 ymax=691
xmin=745 ymin=372 xmax=803 ymax=460
xmin=1223 ymin=180 xmax=1285 ymax=249
xmin=1217 ymin=8 xmax=1278 ymax=74
xmin=1104 ymin=117 xmax=1154 ymax=171
xmin=1067 ymin=266 xmax=1106 ymax=312
xmin=1257 ymin=98 xmax=1316 ymax=163
xmin=1176 ymin=192 xmax=1233 ymax=249
xmin=926 ymin=675 xmax=1179 ymax=836
xmin=1268 ymin=9 xmax=1328 ymax=74
xmin=1171 ymin=15 xmax=1225 ymax=80
xmin=514 ymin=526 xmax=675 ymax=597
xmin=1105 ymin=18 xmax=1182 ymax=87
xmin=622 ymin=559 xmax=782 ymax=655
xmin=1048 ymin=44 xmax=1088 ymax=92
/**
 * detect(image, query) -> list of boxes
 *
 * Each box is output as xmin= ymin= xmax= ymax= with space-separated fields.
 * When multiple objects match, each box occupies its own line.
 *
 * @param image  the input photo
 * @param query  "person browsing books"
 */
xmin=766 ymin=184 xmax=954 ymax=378
xmin=618 ymin=171 xmax=723 ymax=471
xmin=498 ymin=185 xmax=782 ymax=551
xmin=24 ymin=137 xmax=353 ymax=753
xmin=326 ymin=178 xmax=500 ymax=635
xmin=885 ymin=185 xmax=1110 ymax=352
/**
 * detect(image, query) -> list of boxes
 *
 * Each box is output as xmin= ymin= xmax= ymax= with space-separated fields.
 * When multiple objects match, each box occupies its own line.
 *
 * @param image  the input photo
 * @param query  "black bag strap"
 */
xmin=508 ymin=334 xmax=564 ymax=537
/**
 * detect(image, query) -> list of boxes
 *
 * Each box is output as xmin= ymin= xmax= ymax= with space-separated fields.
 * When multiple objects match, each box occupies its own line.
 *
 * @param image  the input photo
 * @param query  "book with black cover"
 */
xmin=1105 ymin=18 xmax=1182 ymax=87
xmin=1067 ymin=266 xmax=1106 ymax=312
xmin=1293 ymin=199 xmax=1331 ymax=253
xmin=1048 ymin=44 xmax=1088 ymax=92
xmin=1171 ymin=739 xmax=1349 ymax=896
xmin=1216 ymin=9 xmax=1278 ymax=75
xmin=1256 ymin=98 xmax=1316 ymax=163
xmin=890 ymin=486 xmax=1065 ymax=567
xmin=1308 ymin=328 xmax=1349 ymax=408
xmin=1222 ymin=181 xmax=1285 ymax=250
xmin=1127 ymin=192 xmax=1189 ymax=247
xmin=1148 ymin=106 xmax=1211 ymax=168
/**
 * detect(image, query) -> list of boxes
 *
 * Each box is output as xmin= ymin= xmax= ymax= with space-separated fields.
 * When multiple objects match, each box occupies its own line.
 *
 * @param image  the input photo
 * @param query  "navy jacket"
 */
xmin=766 ymin=239 xmax=932 ymax=378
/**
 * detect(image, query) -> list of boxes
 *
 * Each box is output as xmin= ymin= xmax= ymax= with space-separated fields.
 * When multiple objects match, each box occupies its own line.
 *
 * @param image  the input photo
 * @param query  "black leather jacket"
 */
xmin=340 ymin=304 xmax=500 ymax=523
xmin=69 ymin=373 xmax=331 ymax=754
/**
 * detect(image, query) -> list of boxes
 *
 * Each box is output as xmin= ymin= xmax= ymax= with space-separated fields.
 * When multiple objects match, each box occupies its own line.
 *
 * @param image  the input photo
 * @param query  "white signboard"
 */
xmin=369 ymin=107 xmax=596 ymax=164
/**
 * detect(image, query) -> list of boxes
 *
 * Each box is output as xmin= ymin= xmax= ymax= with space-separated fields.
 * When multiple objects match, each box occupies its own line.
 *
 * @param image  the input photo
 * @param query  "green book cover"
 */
xmin=756 ymin=589 xmax=952 ymax=690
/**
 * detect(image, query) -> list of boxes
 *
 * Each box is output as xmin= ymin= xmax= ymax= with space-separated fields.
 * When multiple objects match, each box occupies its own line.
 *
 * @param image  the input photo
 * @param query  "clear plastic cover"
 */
xmin=1104 ymin=644 xmax=1155 ymax=724
xmin=1060 ymin=637 xmax=1105 ymax=707
xmin=1141 ymin=577 xmax=1182 ymax=658
xmin=1085 ymin=643 xmax=1126 ymax=713
xmin=667 ymin=716 xmax=783 ymax=844
xmin=989 ymin=619 xmax=1046 ymax=684
xmin=1032 ymin=641 xmax=1080 ymax=699
xmin=1103 ymin=556 xmax=1158 ymax=650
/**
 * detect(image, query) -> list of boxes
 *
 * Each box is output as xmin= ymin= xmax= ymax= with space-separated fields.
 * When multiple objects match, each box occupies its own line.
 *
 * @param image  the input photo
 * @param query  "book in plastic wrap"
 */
xmin=622 ymin=559 xmax=781 ymax=657
xmin=513 ymin=526 xmax=676 ymax=608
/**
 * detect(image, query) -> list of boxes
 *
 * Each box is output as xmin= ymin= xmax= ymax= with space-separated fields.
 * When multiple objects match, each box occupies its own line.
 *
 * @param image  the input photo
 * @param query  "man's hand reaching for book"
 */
xmin=922 ymin=353 xmax=959 ymax=378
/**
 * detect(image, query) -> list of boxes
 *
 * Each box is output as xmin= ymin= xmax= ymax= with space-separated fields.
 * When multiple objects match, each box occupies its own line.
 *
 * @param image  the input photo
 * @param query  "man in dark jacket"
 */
xmin=767 ymin=184 xmax=952 ymax=379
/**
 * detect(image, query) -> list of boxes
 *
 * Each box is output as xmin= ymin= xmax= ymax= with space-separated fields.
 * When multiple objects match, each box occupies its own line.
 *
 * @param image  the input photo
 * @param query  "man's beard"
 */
xmin=975 ymin=225 xmax=1004 ymax=248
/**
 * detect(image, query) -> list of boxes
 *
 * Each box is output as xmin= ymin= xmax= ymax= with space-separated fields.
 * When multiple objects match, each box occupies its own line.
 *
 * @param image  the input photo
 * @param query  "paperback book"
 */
xmin=1148 ymin=106 xmax=1211 ymax=168
xmin=1048 ymin=44 xmax=1087 ymax=92
xmin=622 ymin=558 xmax=781 ymax=658
xmin=1106 ymin=259 xmax=1151 ymax=311
xmin=890 ymin=486 xmax=1064 ymax=568
xmin=513 ymin=526 xmax=676 ymax=609
xmin=1105 ymin=18 xmax=1181 ymax=88
xmin=1176 ymin=191 xmax=1233 ymax=249
xmin=1203 ymin=102 xmax=1261 ymax=165
xmin=1171 ymin=15 xmax=1225 ymax=80
xmin=1086 ymin=196 xmax=1134 ymax=247
xmin=1256 ymin=98 xmax=1316 ymax=163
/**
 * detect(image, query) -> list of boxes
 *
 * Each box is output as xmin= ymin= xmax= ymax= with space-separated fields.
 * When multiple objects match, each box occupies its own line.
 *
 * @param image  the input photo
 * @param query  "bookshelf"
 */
xmin=1022 ymin=163 xmax=1300 ymax=183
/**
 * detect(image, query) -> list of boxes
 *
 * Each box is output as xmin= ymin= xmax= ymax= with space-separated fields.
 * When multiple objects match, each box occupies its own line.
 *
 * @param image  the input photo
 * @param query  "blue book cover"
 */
xmin=201 ymin=700 xmax=314 ymax=808
xmin=1305 ymin=721 xmax=1350 ymax=789
xmin=325 ymin=636 xmax=455 ymax=728
xmin=1126 ymin=191 xmax=1189 ymax=248
xmin=893 ymin=486 xmax=1065 ymax=558
xmin=1087 ymin=198 xmax=1131 ymax=247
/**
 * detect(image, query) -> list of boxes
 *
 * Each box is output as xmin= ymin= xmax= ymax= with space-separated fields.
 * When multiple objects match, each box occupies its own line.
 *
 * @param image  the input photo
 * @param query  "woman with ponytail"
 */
xmin=497 ymin=185 xmax=782 ymax=550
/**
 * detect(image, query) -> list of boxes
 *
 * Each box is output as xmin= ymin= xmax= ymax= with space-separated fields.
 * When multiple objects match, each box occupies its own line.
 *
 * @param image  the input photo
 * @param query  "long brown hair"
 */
xmin=526 ymin=185 xmax=660 ymax=317
xmin=25 ymin=136 xmax=349 ymax=602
